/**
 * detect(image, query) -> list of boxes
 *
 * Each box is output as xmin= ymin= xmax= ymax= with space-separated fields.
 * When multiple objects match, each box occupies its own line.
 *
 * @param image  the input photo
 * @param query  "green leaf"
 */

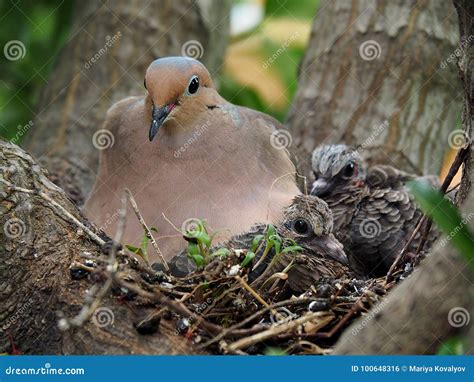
xmin=264 ymin=347 xmax=287 ymax=356
xmin=140 ymin=233 xmax=150 ymax=256
xmin=189 ymin=254 xmax=205 ymax=267
xmin=241 ymin=251 xmax=256 ymax=267
xmin=281 ymin=245 xmax=304 ymax=254
xmin=185 ymin=230 xmax=211 ymax=247
xmin=409 ymin=181 xmax=474 ymax=270
xmin=125 ymin=244 xmax=139 ymax=253
xmin=266 ymin=224 xmax=276 ymax=238
xmin=187 ymin=243 xmax=201 ymax=257
xmin=436 ymin=337 xmax=464 ymax=355
xmin=210 ymin=248 xmax=230 ymax=259
xmin=251 ymin=235 xmax=265 ymax=252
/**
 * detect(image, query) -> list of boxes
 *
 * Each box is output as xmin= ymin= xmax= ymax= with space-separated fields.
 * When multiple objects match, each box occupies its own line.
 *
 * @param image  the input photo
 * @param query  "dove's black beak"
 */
xmin=149 ymin=103 xmax=175 ymax=141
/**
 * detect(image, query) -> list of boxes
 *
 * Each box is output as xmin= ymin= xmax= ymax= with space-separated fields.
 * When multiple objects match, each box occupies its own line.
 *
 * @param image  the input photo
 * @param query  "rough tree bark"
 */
xmin=24 ymin=0 xmax=231 ymax=205
xmin=334 ymin=0 xmax=473 ymax=355
xmin=286 ymin=0 xmax=461 ymax=176
xmin=0 ymin=139 xmax=205 ymax=354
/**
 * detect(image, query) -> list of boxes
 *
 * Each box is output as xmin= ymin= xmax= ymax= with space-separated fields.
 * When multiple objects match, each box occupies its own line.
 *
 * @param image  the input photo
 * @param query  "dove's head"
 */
xmin=310 ymin=144 xmax=367 ymax=198
xmin=144 ymin=57 xmax=215 ymax=141
xmin=279 ymin=195 xmax=348 ymax=265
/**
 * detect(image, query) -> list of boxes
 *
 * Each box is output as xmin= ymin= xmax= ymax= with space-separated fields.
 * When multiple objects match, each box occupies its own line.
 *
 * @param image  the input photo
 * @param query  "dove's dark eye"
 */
xmin=342 ymin=162 xmax=355 ymax=178
xmin=293 ymin=219 xmax=311 ymax=235
xmin=187 ymin=75 xmax=199 ymax=95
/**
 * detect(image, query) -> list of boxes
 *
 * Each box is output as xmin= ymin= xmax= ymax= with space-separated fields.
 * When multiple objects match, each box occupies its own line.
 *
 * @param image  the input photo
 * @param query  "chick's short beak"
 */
xmin=312 ymin=234 xmax=349 ymax=266
xmin=311 ymin=178 xmax=332 ymax=197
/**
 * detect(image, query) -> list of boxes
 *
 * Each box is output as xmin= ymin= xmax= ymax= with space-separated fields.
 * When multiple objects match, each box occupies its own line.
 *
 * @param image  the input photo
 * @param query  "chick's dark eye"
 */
xmin=293 ymin=219 xmax=310 ymax=235
xmin=187 ymin=76 xmax=199 ymax=94
xmin=342 ymin=162 xmax=355 ymax=178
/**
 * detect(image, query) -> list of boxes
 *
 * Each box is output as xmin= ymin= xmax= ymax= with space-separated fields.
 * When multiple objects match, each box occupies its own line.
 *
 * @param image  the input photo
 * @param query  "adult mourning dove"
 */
xmin=84 ymin=57 xmax=300 ymax=261
xmin=164 ymin=195 xmax=349 ymax=294
xmin=310 ymin=144 xmax=440 ymax=277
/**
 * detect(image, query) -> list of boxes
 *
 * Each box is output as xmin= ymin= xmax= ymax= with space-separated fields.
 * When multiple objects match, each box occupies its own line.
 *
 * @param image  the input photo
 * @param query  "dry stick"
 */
xmin=66 ymin=193 xmax=127 ymax=328
xmin=0 ymin=180 xmax=105 ymax=247
xmin=125 ymin=188 xmax=169 ymax=273
xmin=385 ymin=146 xmax=470 ymax=282
xmin=415 ymin=146 xmax=470 ymax=254
xmin=226 ymin=311 xmax=329 ymax=352
xmin=117 ymin=279 xmax=222 ymax=336
xmin=199 ymin=297 xmax=320 ymax=349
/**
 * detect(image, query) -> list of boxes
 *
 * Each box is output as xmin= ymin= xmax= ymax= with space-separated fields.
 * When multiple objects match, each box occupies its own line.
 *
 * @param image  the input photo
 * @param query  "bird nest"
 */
xmin=77 ymin=246 xmax=410 ymax=355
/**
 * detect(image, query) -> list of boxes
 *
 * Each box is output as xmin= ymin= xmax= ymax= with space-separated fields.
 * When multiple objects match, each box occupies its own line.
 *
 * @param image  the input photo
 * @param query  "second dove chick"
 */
xmin=164 ymin=195 xmax=349 ymax=294
xmin=84 ymin=57 xmax=300 ymax=260
xmin=310 ymin=144 xmax=439 ymax=277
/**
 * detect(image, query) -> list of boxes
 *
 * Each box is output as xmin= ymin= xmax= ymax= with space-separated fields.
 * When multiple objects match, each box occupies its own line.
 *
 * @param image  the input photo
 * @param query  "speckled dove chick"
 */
xmin=164 ymin=195 xmax=349 ymax=294
xmin=84 ymin=57 xmax=299 ymax=260
xmin=310 ymin=144 xmax=440 ymax=277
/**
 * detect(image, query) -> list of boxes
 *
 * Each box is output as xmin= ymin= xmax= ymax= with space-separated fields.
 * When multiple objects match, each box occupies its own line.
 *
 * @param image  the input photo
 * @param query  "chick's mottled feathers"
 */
xmin=311 ymin=144 xmax=440 ymax=277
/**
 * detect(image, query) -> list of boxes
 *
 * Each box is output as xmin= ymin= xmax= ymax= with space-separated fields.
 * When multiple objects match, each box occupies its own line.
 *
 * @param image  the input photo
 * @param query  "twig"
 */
xmin=235 ymin=276 xmax=270 ymax=308
xmin=125 ymin=188 xmax=169 ymax=273
xmin=385 ymin=215 xmax=426 ymax=282
xmin=226 ymin=311 xmax=329 ymax=352
xmin=61 ymin=193 xmax=127 ymax=329
xmin=117 ymin=279 xmax=222 ymax=336
xmin=415 ymin=146 xmax=470 ymax=254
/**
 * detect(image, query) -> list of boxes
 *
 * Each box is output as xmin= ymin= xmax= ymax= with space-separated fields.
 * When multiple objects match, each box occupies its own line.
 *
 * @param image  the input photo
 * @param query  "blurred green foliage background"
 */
xmin=0 ymin=0 xmax=318 ymax=142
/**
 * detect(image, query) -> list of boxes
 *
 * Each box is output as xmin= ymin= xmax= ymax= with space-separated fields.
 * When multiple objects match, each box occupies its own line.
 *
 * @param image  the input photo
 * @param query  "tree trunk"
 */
xmin=287 ymin=0 xmax=461 ymax=176
xmin=0 ymin=138 xmax=205 ymax=354
xmin=24 ymin=0 xmax=231 ymax=206
xmin=334 ymin=0 xmax=473 ymax=354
